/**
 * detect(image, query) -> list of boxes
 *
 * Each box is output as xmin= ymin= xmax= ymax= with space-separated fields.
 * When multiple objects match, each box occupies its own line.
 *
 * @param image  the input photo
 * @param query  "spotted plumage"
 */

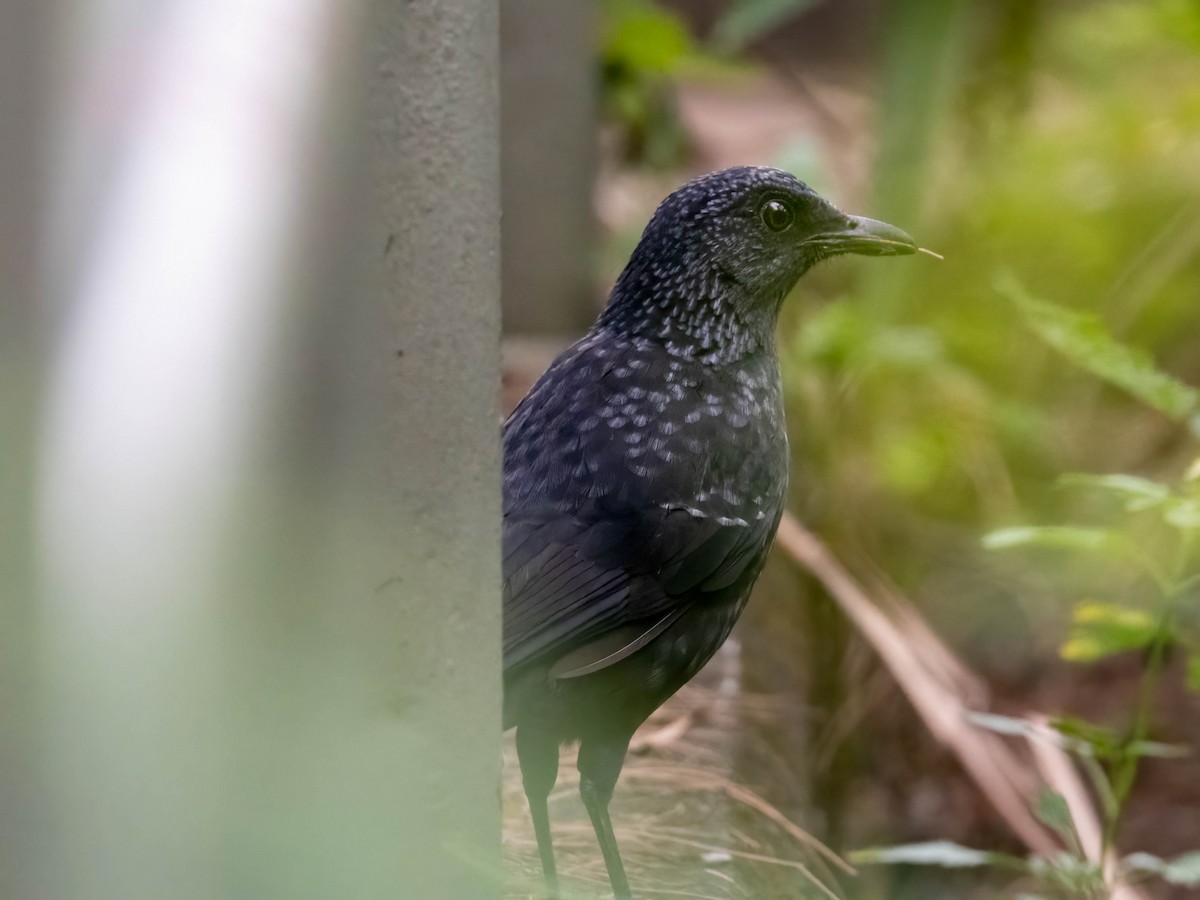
xmin=502 ymin=166 xmax=916 ymax=899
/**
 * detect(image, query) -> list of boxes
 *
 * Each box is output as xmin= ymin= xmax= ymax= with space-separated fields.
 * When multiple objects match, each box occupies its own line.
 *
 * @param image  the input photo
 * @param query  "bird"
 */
xmin=502 ymin=166 xmax=916 ymax=899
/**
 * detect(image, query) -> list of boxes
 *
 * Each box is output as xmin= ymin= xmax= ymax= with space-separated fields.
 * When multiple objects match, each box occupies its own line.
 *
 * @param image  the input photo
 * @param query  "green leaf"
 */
xmin=712 ymin=0 xmax=820 ymax=52
xmin=1048 ymin=717 xmax=1189 ymax=760
xmin=851 ymin=840 xmax=1018 ymax=869
xmin=996 ymin=273 xmax=1200 ymax=423
xmin=604 ymin=3 xmax=695 ymax=73
xmin=1158 ymin=0 xmax=1200 ymax=50
xmin=1027 ymin=852 xmax=1106 ymax=890
xmin=1059 ymin=473 xmax=1171 ymax=511
xmin=1163 ymin=852 xmax=1200 ymax=885
xmin=1124 ymin=851 xmax=1166 ymax=876
xmin=1164 ymin=498 xmax=1200 ymax=529
xmin=1034 ymin=790 xmax=1078 ymax=850
xmin=982 ymin=526 xmax=1116 ymax=553
xmin=1125 ymin=850 xmax=1200 ymax=885
xmin=1188 ymin=653 xmax=1200 ymax=692
xmin=1050 ymin=716 xmax=1121 ymax=758
xmin=876 ymin=424 xmax=949 ymax=496
xmin=1125 ymin=739 xmax=1191 ymax=759
xmin=1061 ymin=602 xmax=1160 ymax=662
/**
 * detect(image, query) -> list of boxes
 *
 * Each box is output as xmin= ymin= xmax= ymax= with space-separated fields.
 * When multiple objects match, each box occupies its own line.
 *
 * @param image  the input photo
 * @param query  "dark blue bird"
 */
xmin=503 ymin=166 xmax=916 ymax=898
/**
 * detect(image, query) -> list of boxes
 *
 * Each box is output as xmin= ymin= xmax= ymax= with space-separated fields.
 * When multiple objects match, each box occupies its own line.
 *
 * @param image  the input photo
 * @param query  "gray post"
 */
xmin=30 ymin=1 xmax=502 ymax=897
xmin=0 ymin=5 xmax=47 ymax=897
xmin=366 ymin=0 xmax=504 ymax=894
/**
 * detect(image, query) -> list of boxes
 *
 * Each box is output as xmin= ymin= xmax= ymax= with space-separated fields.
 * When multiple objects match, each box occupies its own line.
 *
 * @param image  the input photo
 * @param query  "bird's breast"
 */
xmin=503 ymin=334 xmax=789 ymax=522
xmin=594 ymin=341 xmax=787 ymax=518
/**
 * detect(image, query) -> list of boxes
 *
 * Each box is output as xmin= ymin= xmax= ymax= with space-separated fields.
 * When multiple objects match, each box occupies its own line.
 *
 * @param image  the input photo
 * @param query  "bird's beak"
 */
xmin=804 ymin=215 xmax=917 ymax=257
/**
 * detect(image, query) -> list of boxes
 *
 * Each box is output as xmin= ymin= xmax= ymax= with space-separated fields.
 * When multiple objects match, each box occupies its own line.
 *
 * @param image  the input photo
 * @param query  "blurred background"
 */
xmin=499 ymin=1 xmax=1200 ymax=897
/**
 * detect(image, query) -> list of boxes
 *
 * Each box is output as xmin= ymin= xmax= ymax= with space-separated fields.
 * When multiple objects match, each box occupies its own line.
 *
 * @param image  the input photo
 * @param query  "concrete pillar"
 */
xmin=28 ymin=1 xmax=502 ymax=897
xmin=0 ymin=4 xmax=48 ymax=896
xmin=366 ymin=0 xmax=503 ymax=894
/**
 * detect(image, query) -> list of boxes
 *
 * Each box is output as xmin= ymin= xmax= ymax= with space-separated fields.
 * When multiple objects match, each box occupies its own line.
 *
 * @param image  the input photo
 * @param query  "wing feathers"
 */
xmin=548 ymin=608 xmax=686 ymax=679
xmin=503 ymin=503 xmax=773 ymax=675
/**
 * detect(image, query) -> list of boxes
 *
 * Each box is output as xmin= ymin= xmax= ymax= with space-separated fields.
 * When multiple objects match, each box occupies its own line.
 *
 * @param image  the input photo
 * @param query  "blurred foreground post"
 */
xmin=0 ymin=4 xmax=50 ymax=896
xmin=34 ymin=1 xmax=501 ymax=897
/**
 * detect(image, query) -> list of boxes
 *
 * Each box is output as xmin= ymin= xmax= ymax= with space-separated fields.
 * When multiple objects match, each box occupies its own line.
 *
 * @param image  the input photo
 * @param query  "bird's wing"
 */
xmin=502 ymin=501 xmax=778 ymax=674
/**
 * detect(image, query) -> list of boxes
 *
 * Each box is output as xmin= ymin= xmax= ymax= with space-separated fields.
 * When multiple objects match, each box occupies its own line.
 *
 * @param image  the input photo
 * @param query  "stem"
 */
xmin=1079 ymin=753 xmax=1116 ymax=825
xmin=1172 ymin=523 xmax=1195 ymax=587
xmin=1132 ymin=548 xmax=1173 ymax=598
xmin=1099 ymin=605 xmax=1173 ymax=866
xmin=1098 ymin=520 xmax=1192 ymax=866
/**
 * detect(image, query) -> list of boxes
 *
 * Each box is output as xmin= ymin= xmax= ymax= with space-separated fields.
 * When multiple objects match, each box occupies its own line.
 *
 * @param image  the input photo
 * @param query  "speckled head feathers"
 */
xmin=597 ymin=166 xmax=915 ymax=364
xmin=644 ymin=166 xmax=819 ymax=233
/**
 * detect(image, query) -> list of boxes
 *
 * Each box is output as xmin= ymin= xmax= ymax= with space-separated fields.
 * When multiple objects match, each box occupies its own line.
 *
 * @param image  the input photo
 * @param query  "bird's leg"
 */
xmin=515 ymin=726 xmax=561 ymax=899
xmin=577 ymin=736 xmax=633 ymax=900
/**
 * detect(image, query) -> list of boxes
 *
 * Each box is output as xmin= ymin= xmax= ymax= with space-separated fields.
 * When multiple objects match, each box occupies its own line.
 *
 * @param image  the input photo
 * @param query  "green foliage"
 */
xmin=771 ymin=0 xmax=1200 ymax=554
xmin=997 ymin=274 xmax=1200 ymax=428
xmin=850 ymin=841 xmax=1020 ymax=869
xmin=968 ymin=712 xmax=1187 ymax=763
xmin=1057 ymin=474 xmax=1171 ymax=510
xmin=775 ymin=4 xmax=1200 ymax=891
xmin=981 ymin=526 xmax=1118 ymax=554
xmin=1060 ymin=603 xmax=1160 ymax=662
xmin=1034 ymin=790 xmax=1079 ymax=853
xmin=926 ymin=247 xmax=1200 ymax=898
xmin=1156 ymin=0 xmax=1200 ymax=52
xmin=603 ymin=0 xmax=694 ymax=74
xmin=1025 ymin=853 xmax=1106 ymax=898
xmin=860 ymin=711 xmax=1193 ymax=896
xmin=865 ymin=150 xmax=1200 ymax=900
xmin=1125 ymin=850 xmax=1200 ymax=885
xmin=598 ymin=0 xmax=830 ymax=167
xmin=599 ymin=0 xmax=700 ymax=167
xmin=984 ymin=430 xmax=1200 ymax=674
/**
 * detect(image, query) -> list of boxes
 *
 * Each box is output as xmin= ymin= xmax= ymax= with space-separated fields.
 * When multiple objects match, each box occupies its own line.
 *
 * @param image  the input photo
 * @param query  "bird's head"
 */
xmin=601 ymin=166 xmax=916 ymax=363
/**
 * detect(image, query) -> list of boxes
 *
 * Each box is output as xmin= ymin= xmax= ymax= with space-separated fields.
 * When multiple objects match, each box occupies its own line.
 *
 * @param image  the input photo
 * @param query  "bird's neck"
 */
xmin=597 ymin=258 xmax=777 ymax=366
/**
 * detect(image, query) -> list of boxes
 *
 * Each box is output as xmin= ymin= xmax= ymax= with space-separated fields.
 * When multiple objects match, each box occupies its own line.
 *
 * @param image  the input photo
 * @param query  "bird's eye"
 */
xmin=760 ymin=198 xmax=793 ymax=232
